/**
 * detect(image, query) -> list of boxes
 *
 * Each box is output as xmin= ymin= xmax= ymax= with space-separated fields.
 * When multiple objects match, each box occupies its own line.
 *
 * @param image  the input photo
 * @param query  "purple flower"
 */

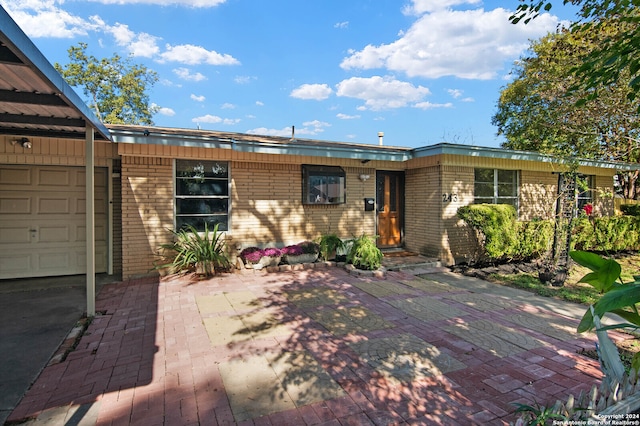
xmin=282 ymin=245 xmax=304 ymax=256
xmin=262 ymin=247 xmax=282 ymax=258
xmin=240 ymin=247 xmax=263 ymax=263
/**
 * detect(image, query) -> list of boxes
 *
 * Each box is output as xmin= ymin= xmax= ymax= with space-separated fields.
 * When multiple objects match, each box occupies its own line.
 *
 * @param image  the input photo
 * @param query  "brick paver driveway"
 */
xmin=8 ymin=266 xmax=602 ymax=425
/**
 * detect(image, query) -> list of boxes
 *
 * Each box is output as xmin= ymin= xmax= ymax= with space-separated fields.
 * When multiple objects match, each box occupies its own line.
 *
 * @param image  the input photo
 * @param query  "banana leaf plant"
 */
xmin=571 ymin=250 xmax=640 ymax=376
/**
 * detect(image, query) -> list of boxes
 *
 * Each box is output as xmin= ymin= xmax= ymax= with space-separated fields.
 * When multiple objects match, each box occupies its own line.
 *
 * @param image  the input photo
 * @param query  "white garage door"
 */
xmin=0 ymin=165 xmax=108 ymax=279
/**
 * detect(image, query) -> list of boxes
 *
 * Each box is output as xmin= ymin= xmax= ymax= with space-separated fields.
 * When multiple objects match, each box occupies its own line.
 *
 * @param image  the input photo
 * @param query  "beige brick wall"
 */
xmin=520 ymin=170 xmax=558 ymax=221
xmin=404 ymin=165 xmax=440 ymax=258
xmin=121 ymin=157 xmax=173 ymax=278
xmin=231 ymin=162 xmax=375 ymax=251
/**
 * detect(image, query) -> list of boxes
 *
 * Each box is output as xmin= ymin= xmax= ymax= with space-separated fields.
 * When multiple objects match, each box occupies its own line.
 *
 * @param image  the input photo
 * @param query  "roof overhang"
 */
xmin=0 ymin=6 xmax=111 ymax=141
xmin=413 ymin=143 xmax=640 ymax=171
xmin=108 ymin=125 xmax=413 ymax=162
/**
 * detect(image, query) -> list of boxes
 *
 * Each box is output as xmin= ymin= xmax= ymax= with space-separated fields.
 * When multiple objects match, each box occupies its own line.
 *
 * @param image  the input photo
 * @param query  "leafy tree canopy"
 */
xmin=54 ymin=43 xmax=159 ymax=125
xmin=493 ymin=20 xmax=640 ymax=198
xmin=510 ymin=0 xmax=640 ymax=106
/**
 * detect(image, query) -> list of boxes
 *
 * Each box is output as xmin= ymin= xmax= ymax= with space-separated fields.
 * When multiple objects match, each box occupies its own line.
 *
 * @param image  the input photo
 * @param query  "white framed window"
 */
xmin=576 ymin=174 xmax=594 ymax=211
xmin=474 ymin=168 xmax=519 ymax=209
xmin=302 ymin=165 xmax=346 ymax=204
xmin=175 ymin=160 xmax=230 ymax=231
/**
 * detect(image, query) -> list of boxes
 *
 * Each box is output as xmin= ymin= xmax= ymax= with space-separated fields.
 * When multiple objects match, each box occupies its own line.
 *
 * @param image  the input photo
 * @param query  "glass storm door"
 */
xmin=376 ymin=171 xmax=404 ymax=247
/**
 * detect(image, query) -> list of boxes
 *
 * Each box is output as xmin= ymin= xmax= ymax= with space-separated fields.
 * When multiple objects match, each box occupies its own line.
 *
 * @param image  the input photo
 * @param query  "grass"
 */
xmin=486 ymin=252 xmax=640 ymax=306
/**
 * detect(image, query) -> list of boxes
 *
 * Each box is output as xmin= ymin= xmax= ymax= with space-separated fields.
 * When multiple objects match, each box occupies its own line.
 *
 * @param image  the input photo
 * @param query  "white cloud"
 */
xmin=255 ymin=101 xmax=264 ymax=106
xmin=403 ymin=0 xmax=481 ymax=15
xmin=334 ymin=21 xmax=349 ymax=29
xmin=246 ymin=127 xmax=292 ymax=137
xmin=157 ymin=106 xmax=176 ymax=116
xmin=106 ymin=23 xmax=160 ymax=57
xmin=341 ymin=8 xmax=559 ymax=80
xmin=2 ymin=3 xmax=100 ymax=38
xmin=86 ymin=0 xmax=226 ymax=7
xmin=173 ymin=67 xmax=207 ymax=82
xmin=461 ymin=97 xmax=474 ymax=102
xmin=221 ymin=103 xmax=236 ymax=109
xmin=246 ymin=122 xmax=329 ymax=137
xmin=413 ymin=101 xmax=453 ymax=109
xmin=301 ymin=120 xmax=331 ymax=134
xmin=234 ymin=75 xmax=256 ymax=84
xmin=290 ymin=84 xmax=333 ymax=100
xmin=448 ymin=89 xmax=463 ymax=99
xmin=192 ymin=114 xmax=240 ymax=125
xmin=337 ymin=113 xmax=361 ymax=120
xmin=159 ymin=44 xmax=240 ymax=65
xmin=336 ymin=76 xmax=431 ymax=111
xmin=190 ymin=94 xmax=206 ymax=102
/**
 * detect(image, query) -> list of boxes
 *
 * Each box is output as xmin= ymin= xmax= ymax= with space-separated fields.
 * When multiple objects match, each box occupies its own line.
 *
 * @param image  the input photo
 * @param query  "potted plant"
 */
xmin=317 ymin=233 xmax=345 ymax=261
xmin=157 ymin=222 xmax=231 ymax=276
xmin=259 ymin=247 xmax=282 ymax=267
xmin=239 ymin=246 xmax=283 ymax=269
xmin=282 ymin=241 xmax=319 ymax=264
xmin=239 ymin=246 xmax=263 ymax=268
xmin=347 ymin=234 xmax=383 ymax=271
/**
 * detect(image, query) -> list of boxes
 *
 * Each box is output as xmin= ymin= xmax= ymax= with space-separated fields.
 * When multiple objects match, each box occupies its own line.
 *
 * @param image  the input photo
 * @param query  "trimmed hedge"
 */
xmin=457 ymin=204 xmax=553 ymax=261
xmin=457 ymin=204 xmax=640 ymax=263
xmin=572 ymin=216 xmax=640 ymax=252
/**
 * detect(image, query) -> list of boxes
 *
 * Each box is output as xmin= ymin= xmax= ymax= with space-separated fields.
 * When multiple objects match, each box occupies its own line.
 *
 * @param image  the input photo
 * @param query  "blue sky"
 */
xmin=1 ymin=0 xmax=578 ymax=148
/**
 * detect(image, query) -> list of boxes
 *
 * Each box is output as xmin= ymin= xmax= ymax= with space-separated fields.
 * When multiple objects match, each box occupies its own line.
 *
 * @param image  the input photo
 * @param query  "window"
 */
xmin=302 ymin=165 xmax=346 ymax=204
xmin=175 ymin=160 xmax=229 ymax=231
xmin=474 ymin=168 xmax=519 ymax=208
xmin=576 ymin=174 xmax=594 ymax=211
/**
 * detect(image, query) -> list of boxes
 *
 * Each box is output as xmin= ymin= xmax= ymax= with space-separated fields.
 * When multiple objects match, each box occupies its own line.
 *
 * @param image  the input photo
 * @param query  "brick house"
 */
xmin=1 ymin=6 xmax=639 ymax=292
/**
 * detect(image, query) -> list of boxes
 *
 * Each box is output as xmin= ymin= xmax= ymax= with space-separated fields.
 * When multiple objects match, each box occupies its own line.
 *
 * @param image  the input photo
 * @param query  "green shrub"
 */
xmin=317 ymin=233 xmax=345 ymax=261
xmin=347 ymin=234 xmax=383 ymax=270
xmin=458 ymin=204 xmax=554 ymax=262
xmin=621 ymin=204 xmax=640 ymax=216
xmin=517 ymin=219 xmax=554 ymax=258
xmin=572 ymin=216 xmax=640 ymax=252
xmin=457 ymin=204 xmax=519 ymax=260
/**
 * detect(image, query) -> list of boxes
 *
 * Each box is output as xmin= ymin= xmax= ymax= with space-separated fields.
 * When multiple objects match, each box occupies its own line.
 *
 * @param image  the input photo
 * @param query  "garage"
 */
xmin=0 ymin=165 xmax=108 ymax=279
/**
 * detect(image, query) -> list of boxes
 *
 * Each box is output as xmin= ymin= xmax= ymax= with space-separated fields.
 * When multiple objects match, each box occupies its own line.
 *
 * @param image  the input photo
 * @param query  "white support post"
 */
xmin=86 ymin=126 xmax=96 ymax=317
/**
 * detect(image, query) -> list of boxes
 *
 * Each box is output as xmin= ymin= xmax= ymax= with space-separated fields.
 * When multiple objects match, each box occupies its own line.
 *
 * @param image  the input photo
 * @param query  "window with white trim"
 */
xmin=175 ymin=160 xmax=229 ymax=231
xmin=474 ymin=168 xmax=519 ymax=209
xmin=576 ymin=174 xmax=594 ymax=211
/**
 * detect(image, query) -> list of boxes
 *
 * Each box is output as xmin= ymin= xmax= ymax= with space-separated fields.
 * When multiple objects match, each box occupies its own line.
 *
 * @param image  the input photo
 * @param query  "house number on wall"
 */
xmin=442 ymin=193 xmax=458 ymax=203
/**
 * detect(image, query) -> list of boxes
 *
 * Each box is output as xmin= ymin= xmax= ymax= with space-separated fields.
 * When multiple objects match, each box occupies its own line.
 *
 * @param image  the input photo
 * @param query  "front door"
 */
xmin=376 ymin=171 xmax=404 ymax=247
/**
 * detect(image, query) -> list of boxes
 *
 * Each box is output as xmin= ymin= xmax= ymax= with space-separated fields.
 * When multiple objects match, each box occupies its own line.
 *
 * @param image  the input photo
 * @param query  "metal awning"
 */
xmin=0 ymin=6 xmax=110 ymax=141
xmin=0 ymin=6 xmax=111 ymax=317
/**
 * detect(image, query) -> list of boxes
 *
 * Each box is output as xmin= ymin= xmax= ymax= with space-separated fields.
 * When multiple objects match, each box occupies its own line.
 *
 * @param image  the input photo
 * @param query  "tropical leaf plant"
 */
xmin=571 ymin=250 xmax=640 ymax=374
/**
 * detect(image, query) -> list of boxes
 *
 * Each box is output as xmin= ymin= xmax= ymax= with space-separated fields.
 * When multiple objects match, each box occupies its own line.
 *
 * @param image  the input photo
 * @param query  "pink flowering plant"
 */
xmin=262 ymin=247 xmax=282 ymax=258
xmin=282 ymin=245 xmax=304 ymax=256
xmin=239 ymin=247 xmax=263 ymax=263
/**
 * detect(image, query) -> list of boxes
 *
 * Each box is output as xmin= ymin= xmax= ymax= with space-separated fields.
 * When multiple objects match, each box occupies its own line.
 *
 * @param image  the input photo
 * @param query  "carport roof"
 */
xmin=0 ymin=7 xmax=111 ymax=141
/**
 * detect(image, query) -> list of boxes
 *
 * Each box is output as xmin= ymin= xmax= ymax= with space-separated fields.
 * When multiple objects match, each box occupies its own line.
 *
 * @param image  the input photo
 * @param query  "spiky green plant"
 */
xmin=157 ymin=223 xmax=230 ymax=276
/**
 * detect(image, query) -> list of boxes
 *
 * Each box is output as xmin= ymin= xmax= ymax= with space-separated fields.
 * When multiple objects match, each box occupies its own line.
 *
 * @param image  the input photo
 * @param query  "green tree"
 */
xmin=493 ymin=22 xmax=640 ymax=198
xmin=55 ymin=42 xmax=159 ymax=125
xmin=510 ymin=0 xmax=640 ymax=103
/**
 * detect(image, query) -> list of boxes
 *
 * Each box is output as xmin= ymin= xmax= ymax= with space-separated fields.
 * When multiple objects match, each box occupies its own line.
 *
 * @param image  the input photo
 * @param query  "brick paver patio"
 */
xmin=8 ymin=266 xmax=603 ymax=425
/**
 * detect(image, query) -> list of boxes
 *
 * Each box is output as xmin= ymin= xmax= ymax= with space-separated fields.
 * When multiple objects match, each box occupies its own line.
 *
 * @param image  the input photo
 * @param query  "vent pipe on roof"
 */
xmin=291 ymin=125 xmax=295 ymax=141
xmin=378 ymin=132 xmax=384 ymax=146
